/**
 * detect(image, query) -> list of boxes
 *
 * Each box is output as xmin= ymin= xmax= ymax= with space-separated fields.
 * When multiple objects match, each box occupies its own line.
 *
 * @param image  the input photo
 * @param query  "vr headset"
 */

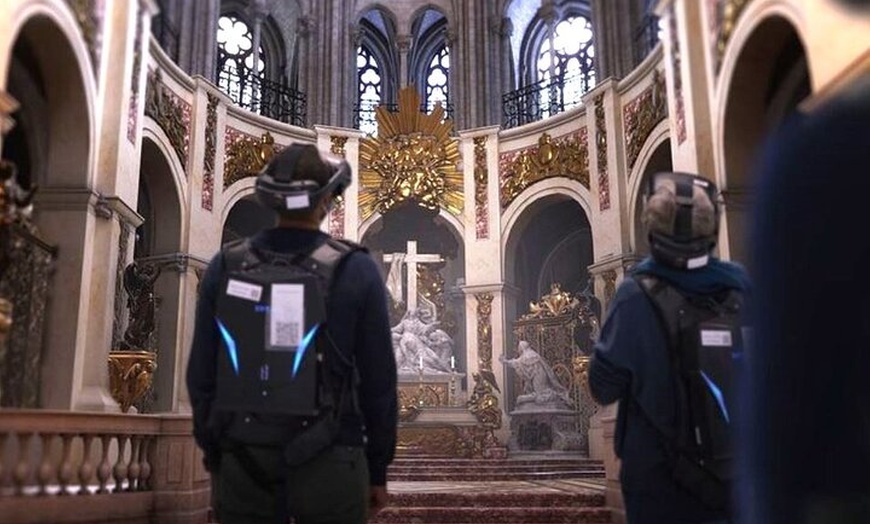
xmin=646 ymin=171 xmax=720 ymax=269
xmin=255 ymin=144 xmax=351 ymax=215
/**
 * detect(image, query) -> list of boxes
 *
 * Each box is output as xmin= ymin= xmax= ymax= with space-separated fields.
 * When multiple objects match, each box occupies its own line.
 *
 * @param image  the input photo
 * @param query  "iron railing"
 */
xmin=502 ymin=69 xmax=593 ymax=129
xmin=218 ymin=69 xmax=307 ymax=127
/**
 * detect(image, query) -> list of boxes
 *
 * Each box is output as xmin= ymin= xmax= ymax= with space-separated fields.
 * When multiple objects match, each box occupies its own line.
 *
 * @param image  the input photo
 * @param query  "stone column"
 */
xmin=490 ymin=16 xmax=513 ymax=128
xmin=656 ymin=0 xmax=715 ymax=178
xmin=397 ymin=34 xmax=411 ymax=89
xmin=591 ymin=0 xmax=646 ymax=80
xmin=176 ymin=0 xmax=219 ymax=80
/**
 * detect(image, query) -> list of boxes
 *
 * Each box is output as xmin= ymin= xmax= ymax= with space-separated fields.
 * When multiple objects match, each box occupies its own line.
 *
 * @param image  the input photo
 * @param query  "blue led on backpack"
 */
xmin=292 ymin=324 xmax=320 ymax=378
xmin=215 ymin=318 xmax=239 ymax=375
xmin=700 ymin=370 xmax=729 ymax=423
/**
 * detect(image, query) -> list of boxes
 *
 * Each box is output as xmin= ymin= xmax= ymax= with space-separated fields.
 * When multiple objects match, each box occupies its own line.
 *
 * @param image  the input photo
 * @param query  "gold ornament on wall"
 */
xmin=144 ymin=69 xmax=190 ymax=171
xmin=624 ymin=70 xmax=668 ymax=171
xmin=358 ymin=87 xmax=463 ymax=221
xmin=107 ymin=351 xmax=157 ymax=413
xmin=712 ymin=0 xmax=752 ymax=75
xmin=223 ymin=131 xmax=277 ymax=188
xmin=499 ymin=130 xmax=590 ymax=210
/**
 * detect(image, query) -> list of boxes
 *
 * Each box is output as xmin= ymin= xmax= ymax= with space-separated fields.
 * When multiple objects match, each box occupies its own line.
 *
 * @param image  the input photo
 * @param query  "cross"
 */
xmin=383 ymin=241 xmax=443 ymax=312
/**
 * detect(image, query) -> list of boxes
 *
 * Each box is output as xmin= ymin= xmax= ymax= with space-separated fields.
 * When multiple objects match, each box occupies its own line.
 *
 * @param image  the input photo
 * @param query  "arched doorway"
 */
xmin=133 ymin=135 xmax=184 ymax=412
xmin=361 ymin=203 xmax=466 ymax=375
xmin=632 ymin=138 xmax=673 ymax=257
xmin=503 ymin=195 xmax=593 ymax=411
xmin=1 ymin=12 xmax=94 ymax=408
xmin=221 ymin=194 xmax=275 ymax=245
xmin=721 ymin=15 xmax=811 ymax=264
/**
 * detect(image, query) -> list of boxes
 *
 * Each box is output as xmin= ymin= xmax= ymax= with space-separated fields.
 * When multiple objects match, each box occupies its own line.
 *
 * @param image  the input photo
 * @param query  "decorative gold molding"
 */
xmin=202 ymin=94 xmax=219 ymax=211
xmin=474 ymin=136 xmax=489 ymax=239
xmin=521 ymin=283 xmax=580 ymax=320
xmin=328 ymin=136 xmax=348 ymax=237
xmin=467 ymin=372 xmax=502 ymax=429
xmin=624 ymin=70 xmax=668 ymax=172
xmin=498 ymin=130 xmax=589 ymax=211
xmin=223 ymin=130 xmax=278 ymax=188
xmin=712 ymin=0 xmax=752 ymax=75
xmin=594 ymin=94 xmax=610 ymax=211
xmin=330 ymin=136 xmax=348 ymax=156
xmin=107 ymin=351 xmax=157 ymax=413
xmin=475 ymin=292 xmax=494 ymax=370
xmin=144 ymin=69 xmax=189 ymax=171
xmin=358 ymin=87 xmax=463 ymax=221
xmin=65 ymin=0 xmax=104 ymax=76
xmin=603 ymin=270 xmax=618 ymax=307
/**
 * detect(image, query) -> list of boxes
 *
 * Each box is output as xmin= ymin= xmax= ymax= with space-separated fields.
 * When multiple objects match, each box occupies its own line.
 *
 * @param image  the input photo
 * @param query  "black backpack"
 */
xmin=213 ymin=236 xmax=363 ymax=465
xmin=635 ymin=274 xmax=746 ymax=513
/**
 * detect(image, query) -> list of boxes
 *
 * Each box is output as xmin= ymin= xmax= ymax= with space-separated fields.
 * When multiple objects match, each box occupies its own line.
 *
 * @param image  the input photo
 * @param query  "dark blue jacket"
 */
xmin=589 ymin=256 xmax=748 ymax=524
xmin=743 ymin=76 xmax=870 ymax=524
xmin=186 ymin=227 xmax=398 ymax=486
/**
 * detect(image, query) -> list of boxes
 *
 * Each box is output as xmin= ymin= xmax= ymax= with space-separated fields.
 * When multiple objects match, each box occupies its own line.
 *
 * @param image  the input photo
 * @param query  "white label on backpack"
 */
xmin=701 ymin=329 xmax=732 ymax=347
xmin=687 ymin=254 xmax=710 ymax=269
xmin=226 ymin=279 xmax=263 ymax=302
xmin=269 ymin=283 xmax=305 ymax=348
xmin=285 ymin=193 xmax=310 ymax=210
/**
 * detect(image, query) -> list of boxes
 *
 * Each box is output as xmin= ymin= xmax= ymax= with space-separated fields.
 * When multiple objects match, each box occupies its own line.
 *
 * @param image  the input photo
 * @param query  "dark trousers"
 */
xmin=213 ymin=445 xmax=369 ymax=524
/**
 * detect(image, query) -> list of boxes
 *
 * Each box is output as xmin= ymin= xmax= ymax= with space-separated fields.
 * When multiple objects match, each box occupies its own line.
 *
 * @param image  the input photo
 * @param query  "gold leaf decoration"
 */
xmin=499 ymin=130 xmax=589 ymax=211
xmin=521 ymin=283 xmax=580 ymax=320
xmin=223 ymin=130 xmax=279 ymax=188
xmin=358 ymin=87 xmax=463 ymax=221
xmin=624 ymin=70 xmax=668 ymax=172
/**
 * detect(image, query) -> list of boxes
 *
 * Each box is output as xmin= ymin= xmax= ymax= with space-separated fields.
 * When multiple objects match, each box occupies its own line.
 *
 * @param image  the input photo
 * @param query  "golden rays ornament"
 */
xmin=358 ymin=87 xmax=463 ymax=221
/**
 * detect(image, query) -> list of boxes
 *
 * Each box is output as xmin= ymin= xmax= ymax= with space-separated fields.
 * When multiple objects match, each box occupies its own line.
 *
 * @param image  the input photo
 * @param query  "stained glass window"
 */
xmin=425 ymin=45 xmax=449 ymax=112
xmin=357 ymin=45 xmax=382 ymax=136
xmin=217 ymin=15 xmax=265 ymax=109
xmin=536 ymin=15 xmax=596 ymax=117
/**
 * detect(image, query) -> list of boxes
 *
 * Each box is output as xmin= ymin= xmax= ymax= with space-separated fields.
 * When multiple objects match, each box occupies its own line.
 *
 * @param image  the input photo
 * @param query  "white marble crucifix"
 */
xmin=383 ymin=240 xmax=443 ymax=312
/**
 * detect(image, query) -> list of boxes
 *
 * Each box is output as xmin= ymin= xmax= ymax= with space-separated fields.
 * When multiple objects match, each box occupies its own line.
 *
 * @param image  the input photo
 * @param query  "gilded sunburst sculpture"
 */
xmin=358 ymin=87 xmax=463 ymax=222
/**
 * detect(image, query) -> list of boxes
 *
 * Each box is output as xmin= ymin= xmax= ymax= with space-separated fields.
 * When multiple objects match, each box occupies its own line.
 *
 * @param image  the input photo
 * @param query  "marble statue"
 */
xmin=501 ymin=340 xmax=571 ymax=409
xmin=391 ymin=308 xmax=454 ymax=374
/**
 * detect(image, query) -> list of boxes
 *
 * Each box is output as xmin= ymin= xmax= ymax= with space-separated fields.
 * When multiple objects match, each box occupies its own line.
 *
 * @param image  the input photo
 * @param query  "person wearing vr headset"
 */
xmin=588 ymin=172 xmax=750 ymax=524
xmin=186 ymin=143 xmax=397 ymax=524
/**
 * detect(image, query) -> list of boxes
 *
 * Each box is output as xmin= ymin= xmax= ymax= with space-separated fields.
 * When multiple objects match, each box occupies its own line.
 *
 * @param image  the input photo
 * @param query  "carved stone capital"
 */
xmin=297 ymin=16 xmax=314 ymax=38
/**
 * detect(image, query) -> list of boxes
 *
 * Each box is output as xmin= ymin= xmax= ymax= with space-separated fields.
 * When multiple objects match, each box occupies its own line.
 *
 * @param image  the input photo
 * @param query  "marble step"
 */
xmin=389 ymin=464 xmax=603 ymax=473
xmin=387 ymin=490 xmax=605 ymax=508
xmin=389 ymin=470 xmax=604 ymax=481
xmin=371 ymin=506 xmax=612 ymax=523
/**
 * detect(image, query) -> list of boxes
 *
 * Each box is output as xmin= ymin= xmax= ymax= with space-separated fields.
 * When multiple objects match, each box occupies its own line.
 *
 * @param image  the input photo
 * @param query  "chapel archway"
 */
xmin=133 ymin=135 xmax=184 ymax=412
xmin=361 ymin=202 xmax=467 ymax=376
xmin=0 ymin=12 xmax=94 ymax=408
xmin=632 ymin=138 xmax=673 ymax=257
xmin=720 ymin=15 xmax=810 ymax=264
xmin=503 ymin=195 xmax=593 ymax=412
xmin=221 ymin=194 xmax=275 ymax=246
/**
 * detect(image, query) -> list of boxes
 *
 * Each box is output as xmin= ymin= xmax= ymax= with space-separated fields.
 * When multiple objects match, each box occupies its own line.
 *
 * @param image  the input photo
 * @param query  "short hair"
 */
xmin=642 ymin=177 xmax=717 ymax=240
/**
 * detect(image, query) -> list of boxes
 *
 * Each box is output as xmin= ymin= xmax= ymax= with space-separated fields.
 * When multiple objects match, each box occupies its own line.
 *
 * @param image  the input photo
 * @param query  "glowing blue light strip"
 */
xmin=292 ymin=325 xmax=320 ymax=378
xmin=215 ymin=319 xmax=239 ymax=375
xmin=700 ymin=371 xmax=729 ymax=424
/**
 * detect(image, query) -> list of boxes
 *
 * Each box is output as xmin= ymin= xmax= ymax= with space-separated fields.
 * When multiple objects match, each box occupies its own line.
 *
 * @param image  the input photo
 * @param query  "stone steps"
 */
xmin=372 ymin=455 xmax=611 ymax=524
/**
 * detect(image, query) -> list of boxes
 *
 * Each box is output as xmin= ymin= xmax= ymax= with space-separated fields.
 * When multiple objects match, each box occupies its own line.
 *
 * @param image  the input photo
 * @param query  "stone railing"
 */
xmin=0 ymin=410 xmax=209 ymax=524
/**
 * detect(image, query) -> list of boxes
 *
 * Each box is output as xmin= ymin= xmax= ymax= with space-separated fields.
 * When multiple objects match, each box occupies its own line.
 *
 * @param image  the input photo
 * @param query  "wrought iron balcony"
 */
xmin=502 ymin=70 xmax=592 ymax=129
xmin=217 ymin=69 xmax=307 ymax=127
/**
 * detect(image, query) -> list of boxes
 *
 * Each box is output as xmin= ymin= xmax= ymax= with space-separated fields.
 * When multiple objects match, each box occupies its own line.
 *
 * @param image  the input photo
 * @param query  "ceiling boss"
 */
xmin=358 ymin=87 xmax=464 ymax=221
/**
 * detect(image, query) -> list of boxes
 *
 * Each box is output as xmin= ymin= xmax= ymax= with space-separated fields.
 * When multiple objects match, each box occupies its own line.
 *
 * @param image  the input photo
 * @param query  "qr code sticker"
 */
xmin=275 ymin=321 xmax=300 ymax=347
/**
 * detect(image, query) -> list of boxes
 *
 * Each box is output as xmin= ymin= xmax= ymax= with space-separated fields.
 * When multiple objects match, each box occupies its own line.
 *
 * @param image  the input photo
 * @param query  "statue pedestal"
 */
xmin=508 ymin=408 xmax=583 ymax=452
